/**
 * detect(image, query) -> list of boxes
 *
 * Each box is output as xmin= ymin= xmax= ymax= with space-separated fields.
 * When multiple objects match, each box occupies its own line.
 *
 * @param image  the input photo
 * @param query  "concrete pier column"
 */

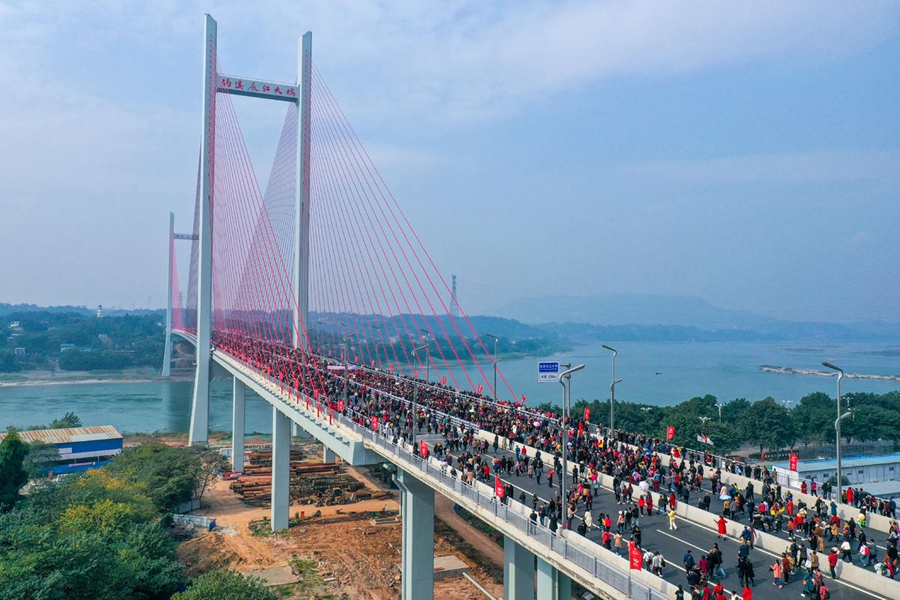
xmin=231 ymin=378 xmax=246 ymax=473
xmin=323 ymin=446 xmax=335 ymax=463
xmin=271 ymin=407 xmax=291 ymax=531
xmin=503 ymin=537 xmax=535 ymax=600
xmin=536 ymin=557 xmax=571 ymax=600
xmin=394 ymin=469 xmax=434 ymax=600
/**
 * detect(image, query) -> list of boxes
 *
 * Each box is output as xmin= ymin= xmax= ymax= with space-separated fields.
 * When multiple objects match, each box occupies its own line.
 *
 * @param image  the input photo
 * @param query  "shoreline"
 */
xmin=0 ymin=375 xmax=193 ymax=388
xmin=760 ymin=365 xmax=900 ymax=382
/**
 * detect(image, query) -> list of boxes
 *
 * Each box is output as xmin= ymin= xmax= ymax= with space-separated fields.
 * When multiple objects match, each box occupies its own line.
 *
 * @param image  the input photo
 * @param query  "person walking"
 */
xmin=827 ymin=548 xmax=839 ymax=579
xmin=669 ymin=507 xmax=678 ymax=530
xmin=717 ymin=515 xmax=728 ymax=540
xmin=770 ymin=557 xmax=783 ymax=589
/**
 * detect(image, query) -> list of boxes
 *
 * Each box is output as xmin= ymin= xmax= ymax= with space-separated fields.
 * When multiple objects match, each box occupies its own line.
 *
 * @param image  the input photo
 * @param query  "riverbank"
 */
xmin=760 ymin=364 xmax=900 ymax=381
xmin=0 ymin=369 xmax=193 ymax=388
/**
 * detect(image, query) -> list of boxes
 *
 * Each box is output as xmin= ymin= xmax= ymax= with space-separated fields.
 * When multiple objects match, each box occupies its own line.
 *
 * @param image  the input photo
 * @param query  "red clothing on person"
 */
xmin=717 ymin=517 xmax=728 ymax=535
xmin=742 ymin=586 xmax=753 ymax=600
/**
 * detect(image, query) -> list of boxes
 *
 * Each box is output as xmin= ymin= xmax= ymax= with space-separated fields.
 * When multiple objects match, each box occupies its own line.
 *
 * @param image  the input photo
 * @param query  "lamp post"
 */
xmin=601 ymin=345 xmax=617 ymax=436
xmin=558 ymin=363 xmax=585 ymax=501
xmin=822 ymin=361 xmax=846 ymax=501
xmin=411 ymin=344 xmax=429 ymax=451
xmin=486 ymin=333 xmax=500 ymax=402
xmin=715 ymin=402 xmax=725 ymax=423
xmin=340 ymin=332 xmax=357 ymax=405
xmin=418 ymin=329 xmax=431 ymax=382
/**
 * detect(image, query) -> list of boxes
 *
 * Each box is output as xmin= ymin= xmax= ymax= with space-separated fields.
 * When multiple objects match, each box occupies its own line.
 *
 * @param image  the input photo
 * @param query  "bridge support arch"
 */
xmin=503 ymin=537 xmax=535 ymax=600
xmin=231 ymin=378 xmax=246 ymax=473
xmin=394 ymin=469 xmax=434 ymax=600
xmin=536 ymin=557 xmax=571 ymax=600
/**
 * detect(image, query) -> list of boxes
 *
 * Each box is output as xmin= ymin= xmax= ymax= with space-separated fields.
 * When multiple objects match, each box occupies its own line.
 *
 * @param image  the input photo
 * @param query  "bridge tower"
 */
xmin=189 ymin=15 xmax=313 ymax=446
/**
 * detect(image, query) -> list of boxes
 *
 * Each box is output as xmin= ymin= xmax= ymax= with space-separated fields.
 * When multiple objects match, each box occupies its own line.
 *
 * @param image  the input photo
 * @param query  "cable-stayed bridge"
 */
xmin=163 ymin=15 xmax=896 ymax=600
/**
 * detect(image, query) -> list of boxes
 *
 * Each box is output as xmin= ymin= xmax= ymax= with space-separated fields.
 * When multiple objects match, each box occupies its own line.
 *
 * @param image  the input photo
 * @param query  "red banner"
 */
xmin=371 ymin=360 xmax=375 ymax=367
xmin=477 ymin=384 xmax=483 ymax=394
xmin=789 ymin=454 xmax=798 ymax=472
xmin=328 ymin=404 xmax=333 ymax=425
xmin=337 ymin=400 xmax=344 ymax=412
xmin=584 ymin=407 xmax=591 ymax=421
xmin=521 ymin=394 xmax=526 ymax=405
xmin=667 ymin=426 xmax=675 ymax=441
xmin=629 ymin=541 xmax=642 ymax=570
xmin=390 ymin=365 xmax=395 ymax=372
xmin=419 ymin=439 xmax=428 ymax=457
xmin=495 ymin=476 xmax=505 ymax=498
xmin=578 ymin=422 xmax=584 ymax=437
xmin=442 ymin=376 xmax=447 ymax=385
xmin=415 ymin=370 xmax=419 ymax=378
xmin=371 ymin=416 xmax=379 ymax=430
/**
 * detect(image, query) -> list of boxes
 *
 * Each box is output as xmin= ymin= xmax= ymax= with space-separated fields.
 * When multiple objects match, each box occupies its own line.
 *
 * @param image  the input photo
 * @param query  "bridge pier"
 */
xmin=394 ymin=469 xmax=434 ymax=600
xmin=231 ymin=378 xmax=245 ymax=473
xmin=271 ymin=407 xmax=291 ymax=531
xmin=536 ymin=557 xmax=571 ymax=600
xmin=503 ymin=537 xmax=535 ymax=600
xmin=323 ymin=446 xmax=335 ymax=463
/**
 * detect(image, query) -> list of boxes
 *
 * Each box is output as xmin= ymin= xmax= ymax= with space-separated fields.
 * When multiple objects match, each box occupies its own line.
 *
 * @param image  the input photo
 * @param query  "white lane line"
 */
xmin=655 ymin=528 xmax=887 ymax=599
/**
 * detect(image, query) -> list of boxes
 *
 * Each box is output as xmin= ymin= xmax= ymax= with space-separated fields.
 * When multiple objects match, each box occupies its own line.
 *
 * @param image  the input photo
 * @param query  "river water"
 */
xmin=1 ymin=340 xmax=897 ymax=434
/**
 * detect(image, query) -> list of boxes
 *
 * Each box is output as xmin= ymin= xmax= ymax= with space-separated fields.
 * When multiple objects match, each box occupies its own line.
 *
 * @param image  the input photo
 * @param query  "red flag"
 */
xmin=337 ymin=400 xmax=344 ymax=412
xmin=666 ymin=426 xmax=675 ymax=441
xmin=371 ymin=360 xmax=375 ymax=367
xmin=477 ymin=384 xmax=483 ymax=394
xmin=578 ymin=422 xmax=584 ymax=437
xmin=371 ymin=416 xmax=379 ymax=430
xmin=629 ymin=541 xmax=642 ymax=570
xmin=415 ymin=370 xmax=419 ymax=378
xmin=789 ymin=453 xmax=798 ymax=472
xmin=495 ymin=476 xmax=505 ymax=498
xmin=390 ymin=365 xmax=395 ymax=372
xmin=521 ymin=394 xmax=526 ymax=405
xmin=419 ymin=439 xmax=428 ymax=457
xmin=442 ymin=376 xmax=447 ymax=385
xmin=584 ymin=407 xmax=591 ymax=421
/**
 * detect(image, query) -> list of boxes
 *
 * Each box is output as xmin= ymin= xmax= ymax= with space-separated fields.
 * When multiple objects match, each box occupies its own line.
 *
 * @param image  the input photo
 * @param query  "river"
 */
xmin=1 ymin=339 xmax=897 ymax=434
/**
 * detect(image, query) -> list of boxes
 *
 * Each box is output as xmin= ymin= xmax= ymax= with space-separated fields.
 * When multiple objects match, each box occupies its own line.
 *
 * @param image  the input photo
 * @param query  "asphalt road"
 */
xmin=434 ymin=441 xmax=884 ymax=600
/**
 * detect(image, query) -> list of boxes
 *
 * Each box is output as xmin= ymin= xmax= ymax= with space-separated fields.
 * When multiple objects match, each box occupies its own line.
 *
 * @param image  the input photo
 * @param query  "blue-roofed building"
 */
xmin=0 ymin=426 xmax=123 ymax=476
xmin=771 ymin=452 xmax=900 ymax=491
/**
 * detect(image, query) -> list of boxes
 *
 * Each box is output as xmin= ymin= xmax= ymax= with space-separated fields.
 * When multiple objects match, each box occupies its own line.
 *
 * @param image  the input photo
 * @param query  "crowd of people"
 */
xmin=213 ymin=330 xmax=900 ymax=595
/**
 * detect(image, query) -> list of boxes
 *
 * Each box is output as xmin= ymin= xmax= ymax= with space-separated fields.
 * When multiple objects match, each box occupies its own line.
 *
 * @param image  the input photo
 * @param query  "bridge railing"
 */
xmin=334 ymin=408 xmax=669 ymax=600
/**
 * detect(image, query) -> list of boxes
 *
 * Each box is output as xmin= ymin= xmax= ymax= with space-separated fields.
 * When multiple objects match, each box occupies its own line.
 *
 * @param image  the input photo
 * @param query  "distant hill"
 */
xmin=491 ymin=294 xmax=900 ymax=341
xmin=0 ymin=303 xmax=164 ymax=319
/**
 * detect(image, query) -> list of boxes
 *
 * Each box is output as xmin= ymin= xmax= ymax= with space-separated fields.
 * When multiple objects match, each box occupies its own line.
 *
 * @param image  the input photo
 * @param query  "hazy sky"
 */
xmin=1 ymin=1 xmax=898 ymax=323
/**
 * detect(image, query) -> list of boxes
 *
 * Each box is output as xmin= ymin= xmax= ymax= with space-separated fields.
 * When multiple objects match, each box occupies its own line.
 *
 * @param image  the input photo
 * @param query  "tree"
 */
xmin=189 ymin=446 xmax=229 ymax=505
xmin=22 ymin=441 xmax=60 ymax=478
xmin=172 ymin=570 xmax=278 ymax=600
xmin=50 ymin=412 xmax=82 ymax=429
xmin=0 ymin=430 xmax=29 ymax=511
xmin=742 ymin=397 xmax=795 ymax=453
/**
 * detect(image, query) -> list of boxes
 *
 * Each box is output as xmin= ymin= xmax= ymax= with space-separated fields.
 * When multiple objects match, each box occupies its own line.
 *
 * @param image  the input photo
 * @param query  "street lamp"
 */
xmin=411 ymin=344 xmax=429 ymax=451
xmin=418 ymin=329 xmax=431 ymax=382
xmin=822 ymin=361 xmax=847 ymax=501
xmin=601 ymin=345 xmax=617 ymax=436
xmin=485 ymin=334 xmax=500 ymax=402
xmin=340 ymin=332 xmax=357 ymax=405
xmin=715 ymin=402 xmax=726 ymax=423
xmin=558 ymin=363 xmax=585 ymax=501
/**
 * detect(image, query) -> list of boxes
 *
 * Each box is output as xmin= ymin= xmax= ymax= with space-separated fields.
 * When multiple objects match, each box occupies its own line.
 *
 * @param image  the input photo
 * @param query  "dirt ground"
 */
xmin=177 ymin=465 xmax=505 ymax=599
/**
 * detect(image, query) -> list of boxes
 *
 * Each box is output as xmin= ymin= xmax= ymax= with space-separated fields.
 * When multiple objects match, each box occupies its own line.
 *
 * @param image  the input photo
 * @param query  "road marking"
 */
xmin=656 ymin=528 xmax=886 ymax=599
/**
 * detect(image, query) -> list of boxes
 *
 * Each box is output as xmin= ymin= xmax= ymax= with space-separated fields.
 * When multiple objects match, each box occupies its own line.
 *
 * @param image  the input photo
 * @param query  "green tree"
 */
xmin=172 ymin=570 xmax=278 ymax=600
xmin=791 ymin=393 xmax=833 ymax=447
xmin=742 ymin=397 xmax=795 ymax=453
xmin=0 ymin=430 xmax=29 ymax=511
xmin=50 ymin=412 xmax=82 ymax=429
xmin=22 ymin=441 xmax=60 ymax=479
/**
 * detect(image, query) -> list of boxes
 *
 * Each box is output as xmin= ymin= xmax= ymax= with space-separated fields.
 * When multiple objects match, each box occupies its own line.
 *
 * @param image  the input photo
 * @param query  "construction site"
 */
xmin=176 ymin=439 xmax=506 ymax=600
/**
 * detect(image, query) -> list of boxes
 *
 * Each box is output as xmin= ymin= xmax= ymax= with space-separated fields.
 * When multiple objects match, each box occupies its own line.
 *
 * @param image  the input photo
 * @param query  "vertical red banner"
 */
xmin=629 ymin=541 xmax=643 ymax=570
xmin=789 ymin=453 xmax=798 ymax=472
xmin=371 ymin=416 xmax=379 ymax=430
xmin=666 ymin=426 xmax=675 ymax=441
xmin=337 ymin=400 xmax=344 ymax=412
xmin=584 ymin=407 xmax=591 ymax=421
xmin=419 ymin=439 xmax=428 ymax=457
xmin=495 ymin=476 xmax=505 ymax=498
